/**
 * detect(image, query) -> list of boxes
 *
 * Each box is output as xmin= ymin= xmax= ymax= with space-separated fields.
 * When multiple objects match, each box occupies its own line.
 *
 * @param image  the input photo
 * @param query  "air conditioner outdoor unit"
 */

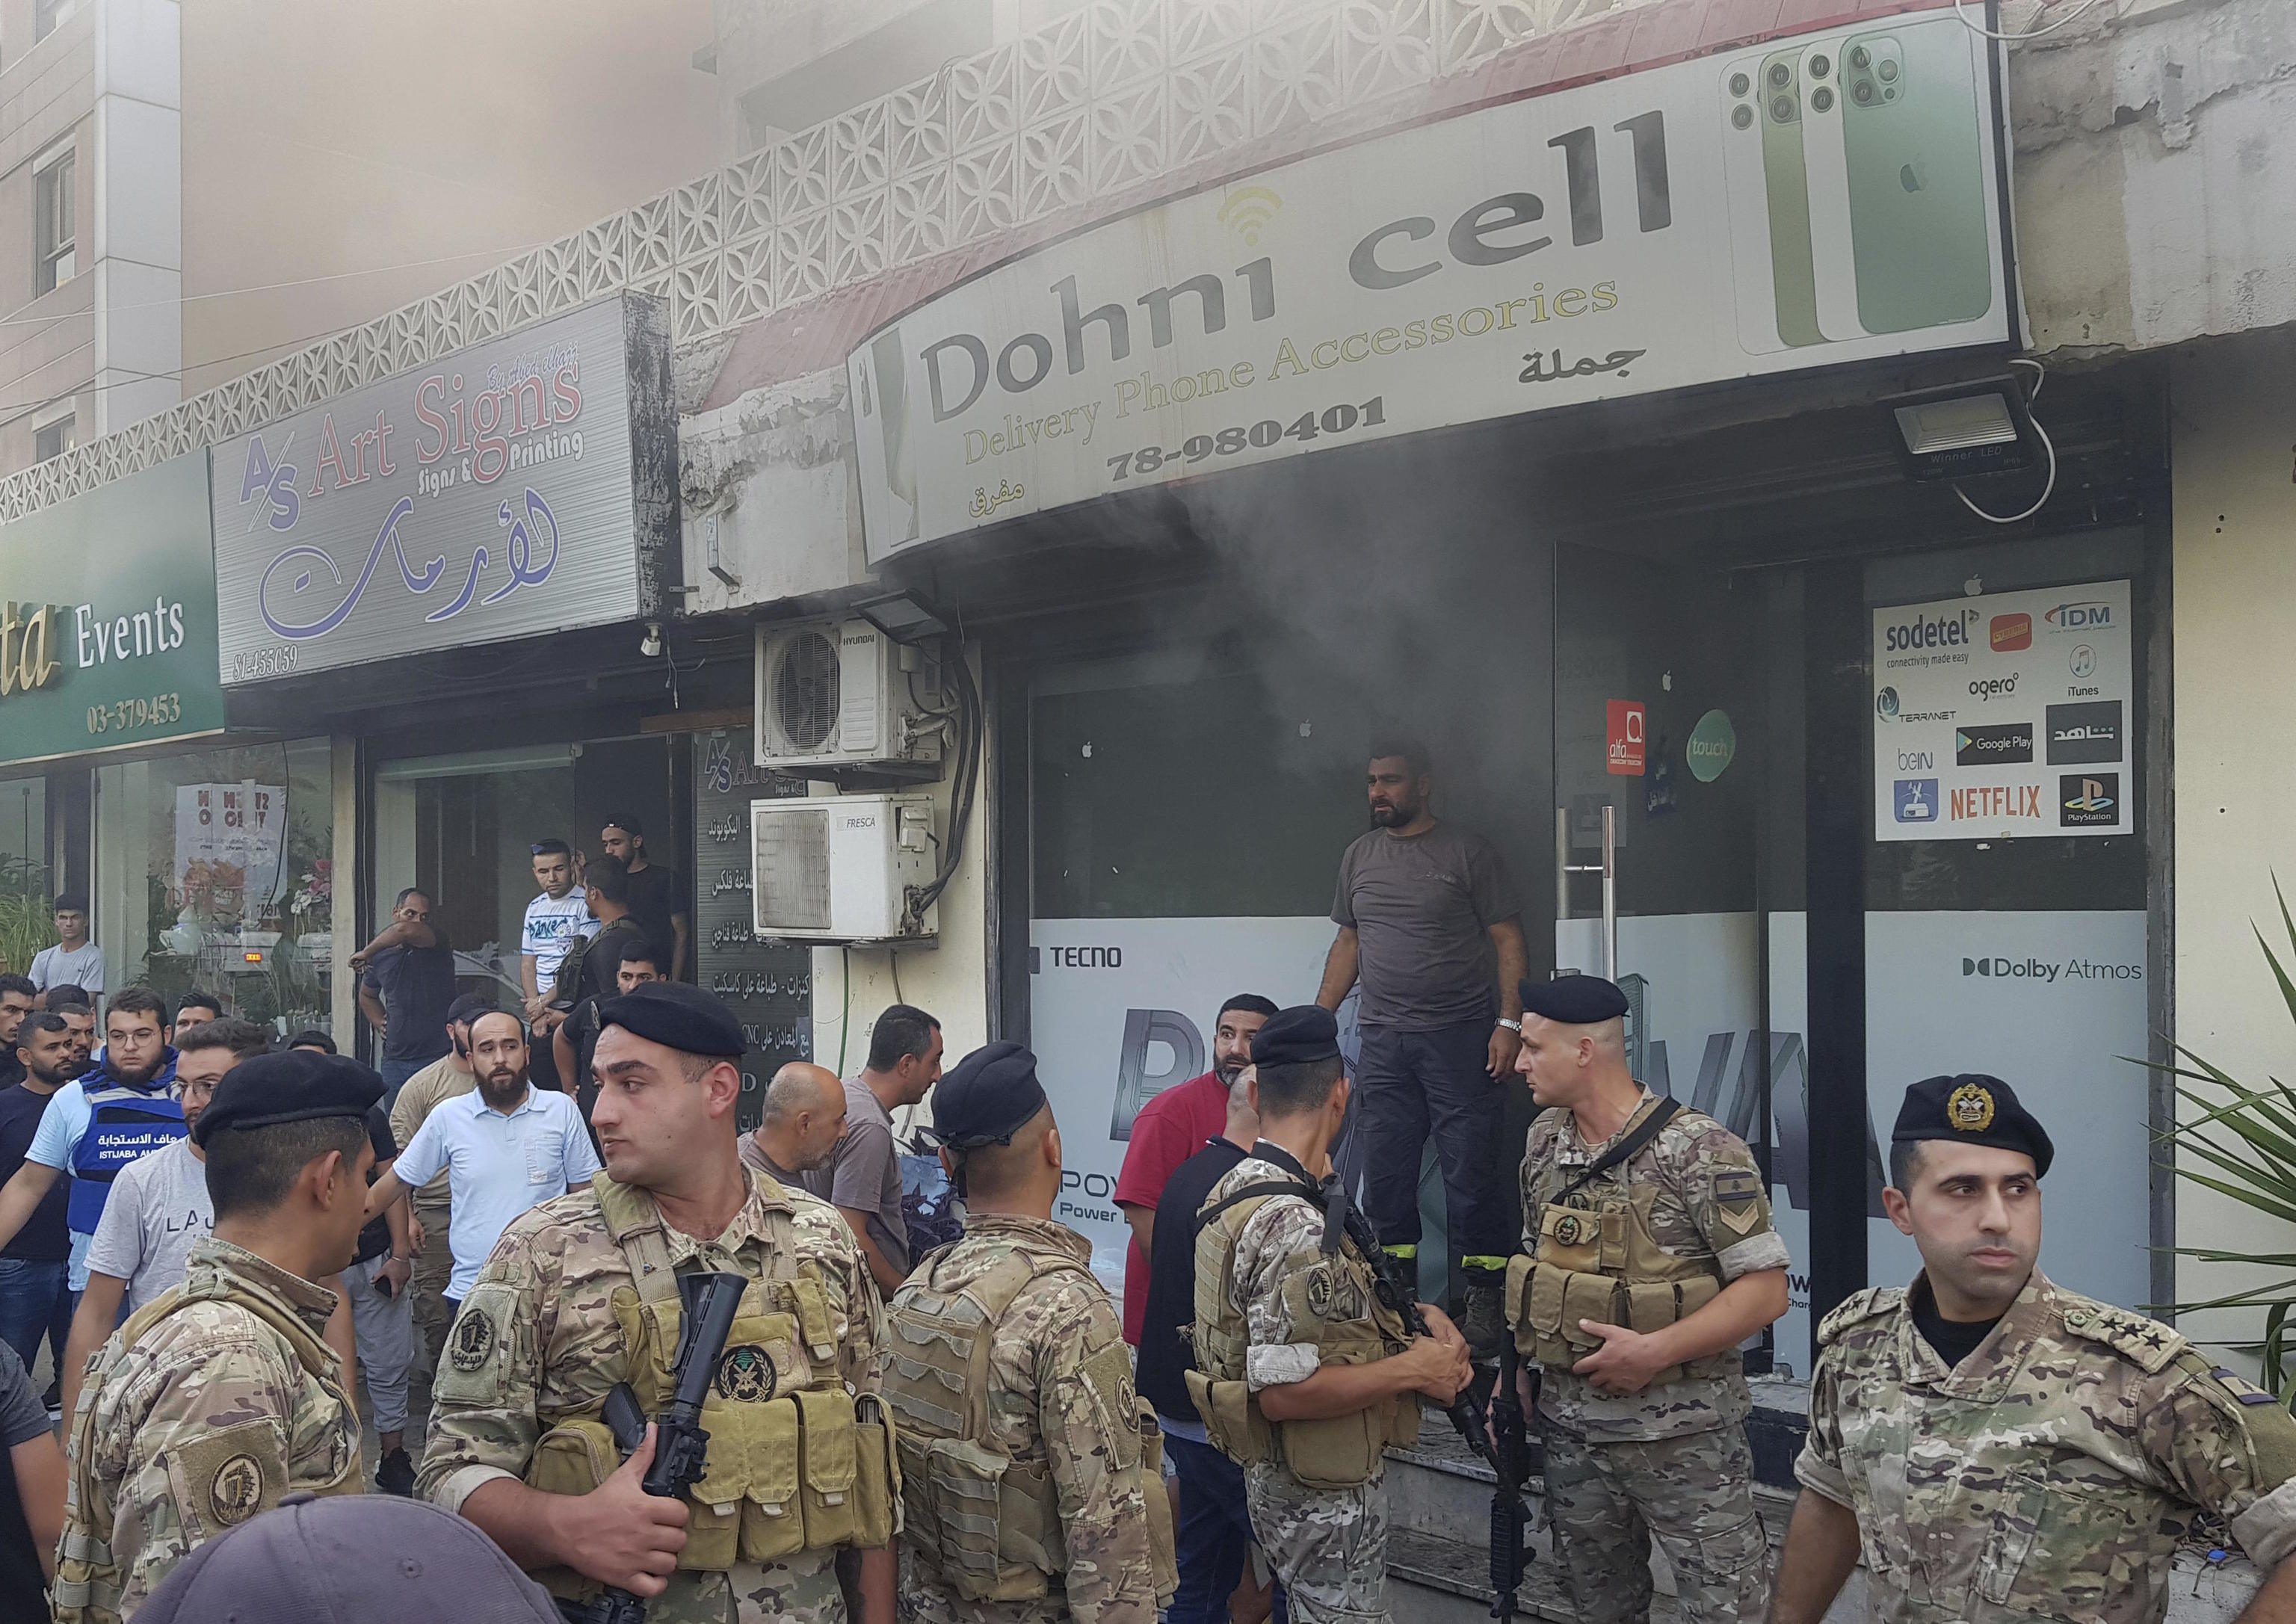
xmin=752 ymin=792 xmax=939 ymax=944
xmin=754 ymin=618 xmax=944 ymax=771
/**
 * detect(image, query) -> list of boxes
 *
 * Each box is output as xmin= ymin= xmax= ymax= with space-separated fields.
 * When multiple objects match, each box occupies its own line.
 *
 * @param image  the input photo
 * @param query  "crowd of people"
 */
xmin=0 ymin=759 xmax=2289 ymax=1624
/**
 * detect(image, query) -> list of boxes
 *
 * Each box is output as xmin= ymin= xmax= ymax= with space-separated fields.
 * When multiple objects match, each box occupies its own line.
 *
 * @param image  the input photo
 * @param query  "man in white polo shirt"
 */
xmin=363 ymin=1009 xmax=599 ymax=1316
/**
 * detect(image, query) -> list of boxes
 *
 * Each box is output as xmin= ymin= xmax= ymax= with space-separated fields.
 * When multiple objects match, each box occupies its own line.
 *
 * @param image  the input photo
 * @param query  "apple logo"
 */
xmin=1900 ymin=160 xmax=1928 ymax=194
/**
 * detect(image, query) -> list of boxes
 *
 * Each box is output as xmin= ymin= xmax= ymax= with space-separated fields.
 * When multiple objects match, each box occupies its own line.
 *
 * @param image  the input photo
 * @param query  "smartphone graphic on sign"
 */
xmin=1721 ymin=51 xmax=1823 ymax=351
xmin=1840 ymin=20 xmax=1994 ymax=333
xmin=1798 ymin=43 xmax=1868 ymax=343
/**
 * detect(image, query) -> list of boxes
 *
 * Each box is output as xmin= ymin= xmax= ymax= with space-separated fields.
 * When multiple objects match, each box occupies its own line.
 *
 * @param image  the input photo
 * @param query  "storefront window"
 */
xmin=0 ymin=774 xmax=53 ymax=978
xmin=93 ymin=741 xmax=333 ymax=1034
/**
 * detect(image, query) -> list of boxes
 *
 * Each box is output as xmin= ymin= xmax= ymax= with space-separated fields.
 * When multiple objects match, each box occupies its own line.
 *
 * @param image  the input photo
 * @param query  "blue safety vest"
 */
xmin=66 ymin=1051 xmax=185 ymax=1235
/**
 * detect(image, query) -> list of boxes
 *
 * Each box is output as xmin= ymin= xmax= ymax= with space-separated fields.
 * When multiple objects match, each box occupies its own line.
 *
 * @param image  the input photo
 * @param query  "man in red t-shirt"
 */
xmin=1114 ymin=992 xmax=1277 ymax=1344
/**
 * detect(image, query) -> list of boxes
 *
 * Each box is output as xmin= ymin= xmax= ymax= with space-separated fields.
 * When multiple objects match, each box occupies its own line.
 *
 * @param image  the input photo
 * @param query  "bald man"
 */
xmin=743 ymin=1062 xmax=850 ymax=1186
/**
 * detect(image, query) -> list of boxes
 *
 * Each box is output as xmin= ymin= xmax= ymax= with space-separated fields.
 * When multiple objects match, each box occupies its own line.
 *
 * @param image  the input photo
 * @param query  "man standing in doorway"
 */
xmin=1317 ymin=738 xmax=1528 ymax=1357
xmin=0 ymin=1016 xmax=78 ymax=1383
xmin=353 ymin=888 xmax=457 ymax=1099
xmin=0 ymin=976 xmax=34 ymax=1091
xmin=519 ymin=839 xmax=596 ymax=1025
xmin=28 ymin=895 xmax=102 ymax=1007
xmin=601 ymin=815 xmax=688 ymax=982
xmin=1115 ymin=993 xmax=1276 ymax=1347
xmin=812 ymin=1003 xmax=942 ymax=1297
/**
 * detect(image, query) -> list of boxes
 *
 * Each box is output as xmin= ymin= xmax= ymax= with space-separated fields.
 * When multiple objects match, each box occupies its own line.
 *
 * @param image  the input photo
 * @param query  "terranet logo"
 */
xmin=1963 ymin=953 xmax=2141 ymax=983
xmin=1894 ymin=779 xmax=1938 ymax=824
xmin=2046 ymin=602 xmax=2112 ymax=633
xmin=1990 ymin=613 xmax=2032 ymax=652
xmin=1954 ymin=723 xmax=2033 ymax=766
xmin=2061 ymin=773 xmax=2119 ymax=827
xmin=2046 ymin=701 xmax=2122 ymax=765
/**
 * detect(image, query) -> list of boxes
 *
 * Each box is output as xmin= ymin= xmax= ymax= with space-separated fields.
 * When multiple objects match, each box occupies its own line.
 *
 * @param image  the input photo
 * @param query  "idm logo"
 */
xmin=2046 ymin=602 xmax=2112 ymax=632
xmin=1876 ymin=686 xmax=1901 ymax=720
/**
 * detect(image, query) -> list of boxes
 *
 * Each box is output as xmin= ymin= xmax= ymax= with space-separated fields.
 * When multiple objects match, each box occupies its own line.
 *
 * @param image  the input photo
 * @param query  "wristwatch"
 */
xmin=1496 ymin=1018 xmax=1522 ymax=1034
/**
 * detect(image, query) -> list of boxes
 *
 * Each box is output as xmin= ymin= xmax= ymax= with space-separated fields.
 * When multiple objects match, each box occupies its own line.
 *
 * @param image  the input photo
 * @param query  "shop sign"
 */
xmin=851 ymin=9 xmax=2009 ymax=561
xmin=1871 ymin=580 xmax=2133 ymax=842
xmin=1686 ymin=709 xmax=1736 ymax=782
xmin=211 ymin=294 xmax=676 ymax=685
xmin=0 ymin=454 xmax=225 ymax=767
xmin=1607 ymin=700 xmax=1646 ymax=776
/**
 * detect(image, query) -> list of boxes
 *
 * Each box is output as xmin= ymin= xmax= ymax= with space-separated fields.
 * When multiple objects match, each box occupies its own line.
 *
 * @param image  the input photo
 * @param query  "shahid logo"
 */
xmin=2046 ymin=700 xmax=2123 ymax=765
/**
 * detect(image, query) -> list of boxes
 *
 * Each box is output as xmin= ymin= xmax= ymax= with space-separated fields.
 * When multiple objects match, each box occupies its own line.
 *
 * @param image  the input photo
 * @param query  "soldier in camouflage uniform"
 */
xmin=888 ymin=1040 xmax=1170 ymax=1623
xmin=1506 ymin=975 xmax=1790 ymax=1624
xmin=1774 ymin=1073 xmax=2296 ymax=1624
xmin=420 ymin=982 xmax=899 ymax=1624
xmin=1194 ymin=1006 xmax=1473 ymax=1624
xmin=55 ymin=1051 xmax=383 ymax=1622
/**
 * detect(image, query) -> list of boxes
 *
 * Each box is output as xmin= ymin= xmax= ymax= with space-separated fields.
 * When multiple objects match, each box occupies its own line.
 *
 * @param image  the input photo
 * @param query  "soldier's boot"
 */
xmin=1460 ymin=1263 xmax=1508 ymax=1364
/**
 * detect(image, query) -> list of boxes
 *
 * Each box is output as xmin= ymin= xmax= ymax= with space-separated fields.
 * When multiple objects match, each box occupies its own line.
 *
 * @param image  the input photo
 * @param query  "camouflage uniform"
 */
xmin=890 ymin=1213 xmax=1161 ymax=1624
xmin=1800 ymin=1269 xmax=2296 ymax=1624
xmin=418 ymin=1167 xmax=888 ymax=1624
xmin=1209 ymin=1153 xmax=1394 ymax=1624
xmin=56 ymin=1237 xmax=362 ymax=1622
xmin=1516 ymin=1094 xmax=1789 ymax=1624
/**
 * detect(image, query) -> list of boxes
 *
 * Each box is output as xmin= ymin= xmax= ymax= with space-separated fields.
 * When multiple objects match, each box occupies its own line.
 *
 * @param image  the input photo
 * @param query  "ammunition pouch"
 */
xmin=1506 ymin=1194 xmax=1726 ymax=1386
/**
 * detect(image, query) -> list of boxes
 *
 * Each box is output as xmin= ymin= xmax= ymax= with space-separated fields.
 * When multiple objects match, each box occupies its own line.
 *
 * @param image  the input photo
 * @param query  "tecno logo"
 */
xmin=1882 ymin=608 xmax=1978 ymax=652
xmin=1044 ymin=945 xmax=1123 ymax=968
xmin=1967 ymin=674 xmax=2019 ymax=701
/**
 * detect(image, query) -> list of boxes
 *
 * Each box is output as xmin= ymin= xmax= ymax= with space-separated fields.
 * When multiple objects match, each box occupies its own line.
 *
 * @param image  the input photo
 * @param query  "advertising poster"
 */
xmin=1865 ymin=910 xmax=2149 ymax=1310
xmin=1873 ymin=580 xmax=2134 ymax=842
xmin=211 ymin=297 xmax=664 ymax=684
xmin=1029 ymin=916 xmax=1336 ymax=1293
xmin=853 ymin=13 xmax=2008 ymax=560
xmin=173 ymin=782 xmax=288 ymax=918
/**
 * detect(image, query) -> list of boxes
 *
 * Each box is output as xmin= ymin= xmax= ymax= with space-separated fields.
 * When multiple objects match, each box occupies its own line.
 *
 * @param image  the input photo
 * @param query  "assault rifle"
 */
xmin=557 ymin=1271 xmax=749 ymax=1624
xmin=1488 ymin=1341 xmax=1534 ymax=1620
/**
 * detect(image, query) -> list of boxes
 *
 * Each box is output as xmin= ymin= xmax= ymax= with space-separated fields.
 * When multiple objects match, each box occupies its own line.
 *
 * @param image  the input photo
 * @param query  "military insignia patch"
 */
xmin=209 ymin=1454 xmax=264 ymax=1526
xmin=1718 ymin=1202 xmax=1762 ymax=1235
xmin=2214 ymin=1367 xmax=2280 ymax=1407
xmin=1947 ymin=1081 xmax=1996 ymax=1134
xmin=1713 ymin=1171 xmax=1762 ymax=1202
xmin=717 ymin=1344 xmax=777 ymax=1402
xmin=1552 ymin=1212 xmax=1587 ymax=1247
xmin=1305 ymin=1266 xmax=1334 ymax=1318
xmin=448 ymin=1309 xmax=496 ymax=1374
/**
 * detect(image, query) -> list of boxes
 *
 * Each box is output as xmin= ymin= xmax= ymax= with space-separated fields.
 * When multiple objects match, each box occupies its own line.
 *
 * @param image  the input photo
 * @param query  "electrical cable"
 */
xmin=1951 ymin=358 xmax=2056 ymax=526
xmin=1953 ymin=0 xmax=2111 ymax=43
xmin=836 ymin=943 xmax=852 ymax=1077
xmin=905 ymin=649 xmax=981 ymax=927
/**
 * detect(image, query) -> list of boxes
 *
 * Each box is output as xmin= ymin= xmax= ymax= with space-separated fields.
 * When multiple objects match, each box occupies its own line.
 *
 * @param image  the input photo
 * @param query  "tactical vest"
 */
xmin=55 ymin=1263 xmax=359 ymax=1624
xmin=521 ymin=1173 xmax=899 ymax=1596
xmin=1505 ymin=1100 xmax=1727 ymax=1386
xmin=1187 ymin=1182 xmax=1421 ymax=1489
xmin=68 ymin=1075 xmax=186 ymax=1235
xmin=884 ymin=1240 xmax=1176 ymax=1605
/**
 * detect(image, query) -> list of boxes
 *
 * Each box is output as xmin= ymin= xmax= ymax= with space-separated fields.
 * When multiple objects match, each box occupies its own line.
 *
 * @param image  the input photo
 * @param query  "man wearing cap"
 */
xmin=1507 ymin=974 xmax=1789 ymax=1624
xmin=418 ymin=980 xmax=900 ymax=1624
xmin=1193 ymin=1005 xmax=1474 ymax=1624
xmin=389 ymin=991 xmax=490 ymax=1382
xmin=54 ymin=1050 xmax=381 ymax=1623
xmin=886 ymin=1039 xmax=1170 ymax=1623
xmin=1773 ymin=1074 xmax=2296 ymax=1624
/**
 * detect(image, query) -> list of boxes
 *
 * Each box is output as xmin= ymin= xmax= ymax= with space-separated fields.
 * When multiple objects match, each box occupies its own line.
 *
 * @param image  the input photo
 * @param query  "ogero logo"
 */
xmin=1967 ymin=673 xmax=2019 ymax=702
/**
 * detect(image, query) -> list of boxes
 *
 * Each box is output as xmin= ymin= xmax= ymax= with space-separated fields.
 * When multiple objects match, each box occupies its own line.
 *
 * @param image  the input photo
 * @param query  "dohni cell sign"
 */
xmin=852 ymin=10 xmax=2010 ymax=560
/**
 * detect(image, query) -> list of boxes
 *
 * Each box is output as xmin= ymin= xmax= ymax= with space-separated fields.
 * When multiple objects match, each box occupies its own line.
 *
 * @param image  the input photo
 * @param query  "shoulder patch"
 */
xmin=2061 ymin=1299 xmax=2183 ymax=1374
xmin=1816 ymin=1287 xmax=1903 ymax=1348
xmin=1712 ymin=1170 xmax=1762 ymax=1203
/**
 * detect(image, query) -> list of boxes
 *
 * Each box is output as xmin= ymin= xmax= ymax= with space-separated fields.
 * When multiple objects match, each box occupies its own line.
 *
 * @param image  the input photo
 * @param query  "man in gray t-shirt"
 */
xmin=806 ymin=1004 xmax=942 ymax=1294
xmin=1317 ymin=738 xmax=1527 ymax=1358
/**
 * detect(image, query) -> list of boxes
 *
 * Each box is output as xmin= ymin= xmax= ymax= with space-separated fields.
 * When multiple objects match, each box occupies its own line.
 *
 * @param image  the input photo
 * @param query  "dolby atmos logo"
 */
xmin=1962 ymin=954 xmax=2142 ymax=984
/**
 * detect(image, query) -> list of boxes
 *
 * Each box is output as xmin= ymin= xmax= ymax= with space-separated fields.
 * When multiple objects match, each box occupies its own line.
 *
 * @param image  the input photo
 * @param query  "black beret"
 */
xmin=596 ymin=981 xmax=747 ymax=1058
xmin=194 ymin=1051 xmax=383 ymax=1146
xmin=1892 ymin=1073 xmax=2055 ymax=1179
xmin=1521 ymin=975 xmax=1630 ymax=1025
xmin=1251 ymin=1005 xmax=1340 ymax=1067
xmin=933 ymin=1041 xmax=1048 ymax=1149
